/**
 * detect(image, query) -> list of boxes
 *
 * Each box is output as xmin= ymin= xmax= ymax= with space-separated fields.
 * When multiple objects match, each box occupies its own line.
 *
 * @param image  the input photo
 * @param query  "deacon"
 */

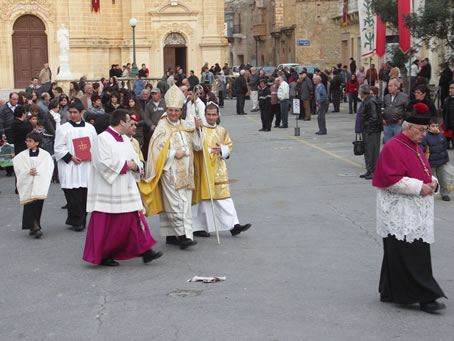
xmin=192 ymin=103 xmax=252 ymax=237
xmin=83 ymin=110 xmax=161 ymax=266
xmin=140 ymin=85 xmax=203 ymax=249
xmin=54 ymin=101 xmax=97 ymax=232
xmin=373 ymin=103 xmax=446 ymax=313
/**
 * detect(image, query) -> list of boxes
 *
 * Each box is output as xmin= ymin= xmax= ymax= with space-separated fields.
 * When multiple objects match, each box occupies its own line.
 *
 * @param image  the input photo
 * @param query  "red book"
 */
xmin=72 ymin=137 xmax=92 ymax=161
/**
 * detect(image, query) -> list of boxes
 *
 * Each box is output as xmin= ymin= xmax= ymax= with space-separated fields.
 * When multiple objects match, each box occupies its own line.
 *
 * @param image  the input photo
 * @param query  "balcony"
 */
xmin=252 ymin=23 xmax=267 ymax=40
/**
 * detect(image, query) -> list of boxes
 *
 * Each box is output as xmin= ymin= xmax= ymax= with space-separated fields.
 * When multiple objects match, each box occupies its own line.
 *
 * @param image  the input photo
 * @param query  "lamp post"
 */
xmin=129 ymin=18 xmax=139 ymax=77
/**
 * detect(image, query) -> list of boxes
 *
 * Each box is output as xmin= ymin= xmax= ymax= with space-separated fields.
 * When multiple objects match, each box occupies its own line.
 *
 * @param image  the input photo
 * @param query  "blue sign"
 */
xmin=297 ymin=39 xmax=310 ymax=46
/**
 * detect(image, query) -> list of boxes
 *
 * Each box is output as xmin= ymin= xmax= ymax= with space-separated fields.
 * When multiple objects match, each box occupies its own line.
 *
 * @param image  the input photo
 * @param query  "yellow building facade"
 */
xmin=0 ymin=0 xmax=227 ymax=89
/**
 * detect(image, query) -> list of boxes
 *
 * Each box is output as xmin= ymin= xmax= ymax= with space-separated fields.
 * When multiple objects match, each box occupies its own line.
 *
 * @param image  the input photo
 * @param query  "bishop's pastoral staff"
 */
xmin=191 ymin=103 xmax=251 ymax=237
xmin=373 ymin=103 xmax=446 ymax=314
xmin=54 ymin=101 xmax=97 ymax=232
xmin=139 ymin=85 xmax=203 ymax=250
xmin=83 ymin=110 xmax=162 ymax=267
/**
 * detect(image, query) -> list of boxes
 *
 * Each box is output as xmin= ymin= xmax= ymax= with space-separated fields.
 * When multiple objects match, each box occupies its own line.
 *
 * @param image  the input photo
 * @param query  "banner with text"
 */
xmin=358 ymin=0 xmax=376 ymax=58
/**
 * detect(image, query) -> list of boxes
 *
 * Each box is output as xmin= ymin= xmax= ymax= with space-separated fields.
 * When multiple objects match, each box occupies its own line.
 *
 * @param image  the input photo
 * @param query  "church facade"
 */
xmin=0 ymin=0 xmax=227 ymax=89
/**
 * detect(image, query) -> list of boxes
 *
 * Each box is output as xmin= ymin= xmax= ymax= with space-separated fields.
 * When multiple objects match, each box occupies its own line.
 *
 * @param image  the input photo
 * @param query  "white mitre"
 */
xmin=164 ymin=85 xmax=186 ymax=109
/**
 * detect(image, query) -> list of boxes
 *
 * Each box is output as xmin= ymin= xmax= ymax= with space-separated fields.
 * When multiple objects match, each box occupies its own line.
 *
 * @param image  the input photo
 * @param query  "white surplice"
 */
xmin=54 ymin=121 xmax=97 ymax=189
xmin=13 ymin=148 xmax=54 ymax=205
xmin=87 ymin=127 xmax=143 ymax=213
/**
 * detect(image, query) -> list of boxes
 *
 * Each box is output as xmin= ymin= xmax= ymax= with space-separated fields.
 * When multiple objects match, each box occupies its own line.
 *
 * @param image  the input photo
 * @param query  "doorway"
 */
xmin=163 ymin=33 xmax=187 ymax=73
xmin=12 ymin=15 xmax=48 ymax=88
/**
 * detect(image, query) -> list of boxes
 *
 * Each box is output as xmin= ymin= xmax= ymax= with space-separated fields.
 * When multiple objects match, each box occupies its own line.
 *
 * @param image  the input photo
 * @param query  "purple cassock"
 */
xmin=83 ymin=127 xmax=156 ymax=265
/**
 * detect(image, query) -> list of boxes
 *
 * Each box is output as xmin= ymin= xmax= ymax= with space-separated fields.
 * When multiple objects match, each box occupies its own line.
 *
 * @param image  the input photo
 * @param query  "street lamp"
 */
xmin=129 ymin=18 xmax=139 ymax=77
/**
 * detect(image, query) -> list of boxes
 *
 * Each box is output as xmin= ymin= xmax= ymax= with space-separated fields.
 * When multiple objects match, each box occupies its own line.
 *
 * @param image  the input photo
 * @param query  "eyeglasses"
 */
xmin=412 ymin=126 xmax=428 ymax=133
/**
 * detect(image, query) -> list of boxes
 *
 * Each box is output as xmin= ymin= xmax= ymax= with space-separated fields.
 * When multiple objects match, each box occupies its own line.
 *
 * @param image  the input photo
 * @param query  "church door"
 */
xmin=12 ymin=15 xmax=48 ymax=89
xmin=163 ymin=33 xmax=187 ymax=73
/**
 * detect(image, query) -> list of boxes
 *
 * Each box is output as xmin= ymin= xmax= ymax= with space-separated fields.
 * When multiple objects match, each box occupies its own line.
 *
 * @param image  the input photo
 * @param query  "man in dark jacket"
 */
xmin=439 ymin=62 xmax=453 ymax=107
xmin=383 ymin=79 xmax=409 ymax=143
xmin=10 ymin=106 xmax=33 ymax=156
xmin=0 ymin=92 xmax=19 ymax=146
xmin=297 ymin=72 xmax=314 ymax=120
xmin=419 ymin=58 xmax=432 ymax=84
xmin=258 ymin=79 xmax=272 ymax=131
xmin=330 ymin=70 xmax=342 ymax=112
xmin=443 ymin=81 xmax=454 ymax=149
xmin=234 ymin=70 xmax=248 ymax=115
xmin=359 ymin=84 xmax=382 ymax=179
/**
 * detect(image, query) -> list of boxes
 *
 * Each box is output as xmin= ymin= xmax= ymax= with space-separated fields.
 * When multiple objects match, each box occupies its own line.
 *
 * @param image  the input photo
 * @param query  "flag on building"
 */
xmin=92 ymin=0 xmax=100 ymax=14
xmin=343 ymin=0 xmax=348 ymax=26
xmin=358 ymin=0 xmax=376 ymax=58
xmin=375 ymin=15 xmax=386 ymax=57
xmin=398 ymin=0 xmax=411 ymax=53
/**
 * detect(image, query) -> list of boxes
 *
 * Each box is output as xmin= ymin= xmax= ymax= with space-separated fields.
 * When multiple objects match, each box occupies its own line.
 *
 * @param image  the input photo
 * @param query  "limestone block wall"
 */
xmin=0 ymin=0 xmax=227 ymax=89
xmin=294 ymin=0 xmax=341 ymax=69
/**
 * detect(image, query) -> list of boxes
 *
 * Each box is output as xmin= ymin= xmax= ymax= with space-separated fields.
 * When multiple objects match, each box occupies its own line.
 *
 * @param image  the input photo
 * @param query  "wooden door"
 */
xmin=163 ymin=46 xmax=175 ymax=73
xmin=12 ymin=15 xmax=48 ymax=88
xmin=175 ymin=46 xmax=187 ymax=73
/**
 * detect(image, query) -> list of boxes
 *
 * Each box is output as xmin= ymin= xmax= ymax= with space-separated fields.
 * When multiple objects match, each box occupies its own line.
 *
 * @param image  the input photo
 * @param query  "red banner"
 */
xmin=376 ymin=15 xmax=386 ymax=57
xmin=92 ymin=0 xmax=100 ymax=14
xmin=342 ymin=0 xmax=348 ymax=26
xmin=398 ymin=0 xmax=411 ymax=53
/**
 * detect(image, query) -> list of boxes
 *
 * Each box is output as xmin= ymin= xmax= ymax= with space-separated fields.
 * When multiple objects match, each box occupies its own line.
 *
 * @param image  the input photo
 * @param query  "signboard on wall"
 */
xmin=297 ymin=39 xmax=310 ymax=46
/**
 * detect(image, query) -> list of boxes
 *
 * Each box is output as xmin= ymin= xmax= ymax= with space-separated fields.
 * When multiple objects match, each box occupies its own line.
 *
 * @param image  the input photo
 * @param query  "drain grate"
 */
xmin=168 ymin=289 xmax=202 ymax=298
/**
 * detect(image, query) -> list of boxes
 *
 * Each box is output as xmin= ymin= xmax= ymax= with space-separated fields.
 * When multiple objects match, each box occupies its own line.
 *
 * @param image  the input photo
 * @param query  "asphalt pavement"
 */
xmin=1 ymin=97 xmax=453 ymax=341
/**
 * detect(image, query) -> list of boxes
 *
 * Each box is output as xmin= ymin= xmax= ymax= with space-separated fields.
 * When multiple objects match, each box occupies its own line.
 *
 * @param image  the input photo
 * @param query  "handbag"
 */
xmin=353 ymin=133 xmax=365 ymax=155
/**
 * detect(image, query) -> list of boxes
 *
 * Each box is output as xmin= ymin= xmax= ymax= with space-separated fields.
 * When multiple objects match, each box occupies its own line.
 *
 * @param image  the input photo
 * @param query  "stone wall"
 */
xmin=294 ymin=0 xmax=341 ymax=70
xmin=0 ymin=0 xmax=227 ymax=89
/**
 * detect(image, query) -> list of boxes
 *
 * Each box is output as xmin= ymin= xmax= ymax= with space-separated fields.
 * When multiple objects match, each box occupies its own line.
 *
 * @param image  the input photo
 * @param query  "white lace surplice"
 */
xmin=376 ymin=177 xmax=437 ymax=244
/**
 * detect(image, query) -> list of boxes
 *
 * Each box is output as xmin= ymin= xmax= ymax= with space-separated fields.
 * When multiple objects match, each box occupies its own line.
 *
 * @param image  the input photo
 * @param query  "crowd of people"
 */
xmin=0 ymin=62 xmax=252 ymax=268
xmin=0 ymin=57 xmax=452 ymax=314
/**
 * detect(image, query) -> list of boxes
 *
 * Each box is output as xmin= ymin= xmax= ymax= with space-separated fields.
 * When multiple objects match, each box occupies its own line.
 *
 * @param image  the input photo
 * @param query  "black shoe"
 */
xmin=230 ymin=223 xmax=251 ymax=236
xmin=265 ymin=129 xmax=271 ymax=132
xmin=360 ymin=172 xmax=371 ymax=178
xmin=61 ymin=204 xmax=68 ymax=209
xmin=238 ymin=112 xmax=248 ymax=115
xmin=179 ymin=236 xmax=197 ymax=250
xmin=365 ymin=173 xmax=373 ymax=180
xmin=315 ymin=131 xmax=327 ymax=135
xmin=100 ymin=258 xmax=120 ymax=267
xmin=71 ymin=225 xmax=85 ymax=232
xmin=274 ymin=125 xmax=280 ymax=128
xmin=166 ymin=236 xmax=180 ymax=245
xmin=442 ymin=195 xmax=451 ymax=201
xmin=194 ymin=231 xmax=211 ymax=237
xmin=280 ymin=125 xmax=288 ymax=128
xmin=258 ymin=128 xmax=265 ymax=131
xmin=30 ymin=228 xmax=43 ymax=239
xmin=142 ymin=250 xmax=163 ymax=263
xmin=251 ymin=108 xmax=260 ymax=112
xmin=420 ymin=301 xmax=446 ymax=313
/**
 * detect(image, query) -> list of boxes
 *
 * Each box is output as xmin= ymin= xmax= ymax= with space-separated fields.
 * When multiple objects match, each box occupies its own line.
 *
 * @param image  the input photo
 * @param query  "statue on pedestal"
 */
xmin=56 ymin=24 xmax=74 ymax=80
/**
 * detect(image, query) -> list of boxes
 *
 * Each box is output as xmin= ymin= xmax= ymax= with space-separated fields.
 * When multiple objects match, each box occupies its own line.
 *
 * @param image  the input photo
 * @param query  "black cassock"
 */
xmin=379 ymin=234 xmax=446 ymax=304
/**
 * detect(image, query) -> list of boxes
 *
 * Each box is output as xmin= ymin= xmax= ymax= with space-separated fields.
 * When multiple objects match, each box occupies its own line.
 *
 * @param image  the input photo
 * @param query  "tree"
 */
xmin=406 ymin=0 xmax=454 ymax=51
xmin=372 ymin=0 xmax=454 ymax=51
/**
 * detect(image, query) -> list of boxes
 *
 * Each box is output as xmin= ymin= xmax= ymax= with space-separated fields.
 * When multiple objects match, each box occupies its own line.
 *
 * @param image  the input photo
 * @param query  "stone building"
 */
xmin=0 ymin=0 xmax=227 ymax=89
xmin=226 ymin=0 xmax=341 ymax=70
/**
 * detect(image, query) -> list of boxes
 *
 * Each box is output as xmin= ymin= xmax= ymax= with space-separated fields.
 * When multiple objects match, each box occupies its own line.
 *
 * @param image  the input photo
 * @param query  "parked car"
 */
xmin=277 ymin=63 xmax=300 ymax=71
xmin=295 ymin=65 xmax=317 ymax=75
xmin=257 ymin=66 xmax=276 ymax=76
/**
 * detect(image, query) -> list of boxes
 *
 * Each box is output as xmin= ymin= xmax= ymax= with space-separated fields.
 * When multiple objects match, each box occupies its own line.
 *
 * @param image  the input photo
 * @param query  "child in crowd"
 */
xmin=36 ymin=120 xmax=54 ymax=155
xmin=420 ymin=118 xmax=451 ymax=201
xmin=28 ymin=113 xmax=38 ymax=130
xmin=13 ymin=132 xmax=54 ymax=238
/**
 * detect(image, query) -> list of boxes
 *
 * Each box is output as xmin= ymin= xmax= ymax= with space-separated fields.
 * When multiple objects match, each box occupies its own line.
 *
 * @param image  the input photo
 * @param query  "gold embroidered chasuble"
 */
xmin=193 ymin=125 xmax=233 ymax=205
xmin=139 ymin=119 xmax=197 ymax=216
